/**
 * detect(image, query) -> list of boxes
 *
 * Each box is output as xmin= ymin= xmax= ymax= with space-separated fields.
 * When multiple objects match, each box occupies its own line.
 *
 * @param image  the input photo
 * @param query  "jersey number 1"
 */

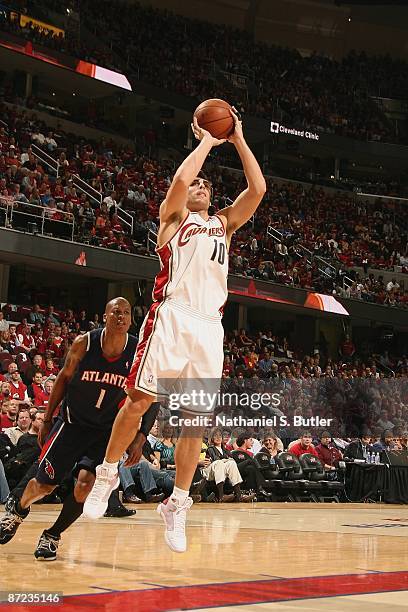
xmin=96 ymin=389 xmax=106 ymax=409
xmin=210 ymin=240 xmax=225 ymax=265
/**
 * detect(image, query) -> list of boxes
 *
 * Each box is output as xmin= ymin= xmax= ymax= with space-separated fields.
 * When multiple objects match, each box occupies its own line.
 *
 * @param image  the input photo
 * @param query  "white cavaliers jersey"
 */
xmin=153 ymin=212 xmax=228 ymax=317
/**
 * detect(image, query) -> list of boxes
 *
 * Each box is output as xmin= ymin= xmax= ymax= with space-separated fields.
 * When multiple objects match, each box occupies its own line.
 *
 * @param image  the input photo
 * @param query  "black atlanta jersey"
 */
xmin=61 ymin=328 xmax=137 ymax=430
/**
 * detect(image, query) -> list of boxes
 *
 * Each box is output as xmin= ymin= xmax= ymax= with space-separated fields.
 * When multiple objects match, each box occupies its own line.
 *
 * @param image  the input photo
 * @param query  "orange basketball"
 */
xmin=193 ymin=99 xmax=234 ymax=139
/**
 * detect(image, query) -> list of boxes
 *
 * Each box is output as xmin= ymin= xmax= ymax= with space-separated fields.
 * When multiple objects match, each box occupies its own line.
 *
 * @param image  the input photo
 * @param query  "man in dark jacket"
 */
xmin=231 ymin=433 xmax=272 ymax=498
xmin=205 ymin=429 xmax=254 ymax=502
xmin=343 ymin=433 xmax=373 ymax=461
xmin=4 ymin=411 xmax=44 ymax=488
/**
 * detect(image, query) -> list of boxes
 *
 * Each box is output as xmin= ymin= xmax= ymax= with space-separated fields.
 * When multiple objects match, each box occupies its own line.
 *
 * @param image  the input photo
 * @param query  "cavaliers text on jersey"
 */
xmin=154 ymin=212 xmax=228 ymax=317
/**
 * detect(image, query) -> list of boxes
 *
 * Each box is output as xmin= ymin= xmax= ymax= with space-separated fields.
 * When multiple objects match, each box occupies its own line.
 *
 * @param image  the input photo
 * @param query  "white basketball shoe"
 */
xmin=83 ymin=464 xmax=120 ymax=519
xmin=157 ymin=496 xmax=193 ymax=553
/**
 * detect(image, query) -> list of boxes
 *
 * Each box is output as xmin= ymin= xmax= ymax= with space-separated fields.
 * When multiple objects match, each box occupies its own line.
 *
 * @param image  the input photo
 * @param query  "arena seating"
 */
xmin=1 ymin=101 xmax=406 ymax=308
xmin=0 ymin=1 xmax=116 ymax=70
xmin=2 ymin=1 xmax=408 ymax=143
xmin=1 ymin=299 xmax=407 ymax=504
xmin=79 ymin=4 xmax=407 ymax=145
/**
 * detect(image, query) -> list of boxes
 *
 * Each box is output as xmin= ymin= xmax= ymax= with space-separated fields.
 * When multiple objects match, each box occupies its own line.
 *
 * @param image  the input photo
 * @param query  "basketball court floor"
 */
xmin=1 ymin=502 xmax=408 ymax=611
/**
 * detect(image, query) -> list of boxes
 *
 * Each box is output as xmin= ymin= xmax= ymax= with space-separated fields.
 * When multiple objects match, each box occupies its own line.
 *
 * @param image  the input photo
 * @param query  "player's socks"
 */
xmin=46 ymin=492 xmax=84 ymax=539
xmin=157 ymin=492 xmax=193 ymax=553
xmin=83 ymin=464 xmax=120 ymax=519
xmin=102 ymin=459 xmax=118 ymax=471
xmin=0 ymin=496 xmax=30 ymax=545
xmin=170 ymin=486 xmax=189 ymax=506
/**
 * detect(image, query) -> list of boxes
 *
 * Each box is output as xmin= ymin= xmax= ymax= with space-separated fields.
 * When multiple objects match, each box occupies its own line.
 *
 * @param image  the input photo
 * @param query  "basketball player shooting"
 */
xmin=0 ymin=298 xmax=159 ymax=560
xmin=84 ymin=108 xmax=266 ymax=552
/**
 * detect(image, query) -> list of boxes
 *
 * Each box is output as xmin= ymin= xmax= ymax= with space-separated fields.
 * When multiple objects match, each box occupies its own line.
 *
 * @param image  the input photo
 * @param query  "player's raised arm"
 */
xmin=218 ymin=108 xmax=266 ymax=238
xmin=160 ymin=118 xmax=226 ymax=223
xmin=39 ymin=334 xmax=87 ymax=445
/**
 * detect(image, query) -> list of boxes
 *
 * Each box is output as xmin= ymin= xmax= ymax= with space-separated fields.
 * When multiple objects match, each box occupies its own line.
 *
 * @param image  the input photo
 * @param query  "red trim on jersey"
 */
xmin=103 ymin=354 xmax=122 ymax=363
xmin=38 ymin=426 xmax=60 ymax=461
xmin=156 ymin=211 xmax=189 ymax=253
xmin=117 ymin=398 xmax=126 ymax=410
xmin=219 ymin=298 xmax=227 ymax=316
xmin=152 ymin=243 xmax=172 ymax=302
xmin=126 ymin=301 xmax=160 ymax=389
xmin=215 ymin=213 xmax=227 ymax=232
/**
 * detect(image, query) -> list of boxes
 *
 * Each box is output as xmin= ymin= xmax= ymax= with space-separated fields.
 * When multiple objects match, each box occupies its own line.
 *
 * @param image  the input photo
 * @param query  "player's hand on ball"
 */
xmin=227 ymin=106 xmax=244 ymax=144
xmin=191 ymin=116 xmax=226 ymax=147
xmin=124 ymin=431 xmax=145 ymax=466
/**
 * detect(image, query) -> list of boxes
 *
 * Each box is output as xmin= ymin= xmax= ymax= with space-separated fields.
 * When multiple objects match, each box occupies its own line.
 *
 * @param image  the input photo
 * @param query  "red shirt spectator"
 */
xmin=16 ymin=319 xmax=30 ymax=335
xmin=9 ymin=373 xmax=28 ymax=401
xmin=32 ymin=385 xmax=48 ymax=407
xmin=289 ymin=434 xmax=319 ymax=459
xmin=0 ymin=399 xmax=19 ymax=430
xmin=315 ymin=433 xmax=343 ymax=468
xmin=1 ymin=412 xmax=16 ymax=430
xmin=340 ymin=335 xmax=355 ymax=358
xmin=18 ymin=332 xmax=36 ymax=353
xmin=44 ymin=359 xmax=59 ymax=377
xmin=28 ymin=372 xmax=47 ymax=406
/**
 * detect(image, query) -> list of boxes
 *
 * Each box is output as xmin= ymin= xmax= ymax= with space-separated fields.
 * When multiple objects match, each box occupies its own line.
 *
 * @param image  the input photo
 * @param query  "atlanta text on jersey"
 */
xmin=80 ymin=370 xmax=127 ymax=389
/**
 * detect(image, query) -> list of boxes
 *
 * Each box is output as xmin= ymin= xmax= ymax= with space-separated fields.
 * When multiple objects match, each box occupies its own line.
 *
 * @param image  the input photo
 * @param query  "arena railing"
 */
xmin=0 ymin=197 xmax=75 ymax=241
xmin=147 ymin=229 xmax=158 ymax=254
xmin=267 ymin=225 xmax=333 ymax=281
xmin=356 ymin=191 xmax=408 ymax=233
xmin=71 ymin=174 xmax=102 ymax=207
xmin=30 ymin=142 xmax=133 ymax=236
xmin=343 ymin=275 xmax=355 ymax=290
xmin=293 ymin=244 xmax=332 ymax=280
xmin=116 ymin=207 xmax=134 ymax=236
xmin=267 ymin=225 xmax=284 ymax=243
xmin=31 ymin=144 xmax=102 ymax=208
xmin=31 ymin=143 xmax=60 ymax=177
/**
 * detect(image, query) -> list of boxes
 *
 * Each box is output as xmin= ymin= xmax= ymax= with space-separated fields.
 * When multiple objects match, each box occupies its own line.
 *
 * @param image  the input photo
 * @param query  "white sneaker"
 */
xmin=156 ymin=496 xmax=193 ymax=553
xmin=83 ymin=465 xmax=120 ymax=519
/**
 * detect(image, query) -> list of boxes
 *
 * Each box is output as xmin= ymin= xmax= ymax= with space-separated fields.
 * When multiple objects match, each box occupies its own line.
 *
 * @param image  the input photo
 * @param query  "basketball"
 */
xmin=194 ymin=98 xmax=234 ymax=139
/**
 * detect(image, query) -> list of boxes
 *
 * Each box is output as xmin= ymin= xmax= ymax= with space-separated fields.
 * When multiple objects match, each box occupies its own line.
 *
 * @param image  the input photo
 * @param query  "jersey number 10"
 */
xmin=210 ymin=240 xmax=226 ymax=265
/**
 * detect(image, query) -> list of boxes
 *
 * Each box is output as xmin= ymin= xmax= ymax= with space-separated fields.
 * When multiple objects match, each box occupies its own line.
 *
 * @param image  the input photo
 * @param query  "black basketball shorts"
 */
xmin=36 ymin=417 xmax=111 ymax=485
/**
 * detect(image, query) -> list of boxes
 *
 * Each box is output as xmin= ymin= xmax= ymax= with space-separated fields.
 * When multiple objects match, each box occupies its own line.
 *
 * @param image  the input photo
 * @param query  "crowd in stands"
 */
xmin=2 ymin=1 xmax=408 ymax=143
xmin=0 ymin=1 xmax=115 ymax=70
xmin=0 ymin=302 xmax=407 ymax=505
xmin=228 ymin=178 xmax=408 ymax=308
xmin=78 ymin=4 xmax=408 ymax=145
xmin=0 ymin=102 xmax=151 ymax=253
xmin=1 ymin=100 xmax=407 ymax=308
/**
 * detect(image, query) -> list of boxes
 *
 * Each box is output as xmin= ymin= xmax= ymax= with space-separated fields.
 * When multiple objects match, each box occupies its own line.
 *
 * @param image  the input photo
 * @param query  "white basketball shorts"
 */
xmin=126 ymin=299 xmax=224 ymax=414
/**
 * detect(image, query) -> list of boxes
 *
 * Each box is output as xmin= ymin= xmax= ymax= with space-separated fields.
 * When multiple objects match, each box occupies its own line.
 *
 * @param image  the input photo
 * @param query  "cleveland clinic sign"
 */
xmin=270 ymin=121 xmax=319 ymax=141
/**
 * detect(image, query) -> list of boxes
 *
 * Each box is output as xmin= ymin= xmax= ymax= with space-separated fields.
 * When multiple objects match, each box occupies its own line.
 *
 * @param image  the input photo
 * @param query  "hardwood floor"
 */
xmin=1 ymin=502 xmax=407 ymax=611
